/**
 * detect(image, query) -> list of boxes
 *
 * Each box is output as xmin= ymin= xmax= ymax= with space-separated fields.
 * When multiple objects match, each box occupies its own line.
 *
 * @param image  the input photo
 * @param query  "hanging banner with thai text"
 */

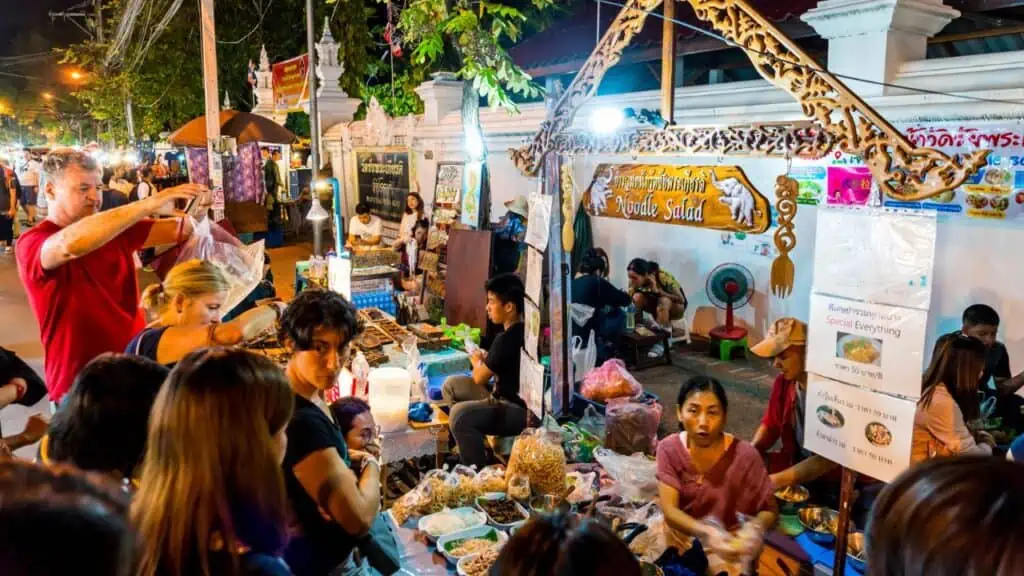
xmin=272 ymin=54 xmax=309 ymax=113
xmin=582 ymin=164 xmax=771 ymax=233
xmin=355 ymin=149 xmax=410 ymax=222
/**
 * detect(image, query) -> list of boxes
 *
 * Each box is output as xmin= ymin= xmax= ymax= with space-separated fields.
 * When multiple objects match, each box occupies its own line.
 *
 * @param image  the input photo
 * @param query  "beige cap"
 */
xmin=751 ymin=317 xmax=808 ymax=358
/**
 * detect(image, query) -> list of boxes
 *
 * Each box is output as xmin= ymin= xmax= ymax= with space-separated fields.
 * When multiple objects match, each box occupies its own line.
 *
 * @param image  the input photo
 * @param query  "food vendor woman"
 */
xmin=393 ymin=218 xmax=429 ymax=292
xmin=658 ymin=376 xmax=776 ymax=575
xmin=750 ymin=318 xmax=838 ymax=489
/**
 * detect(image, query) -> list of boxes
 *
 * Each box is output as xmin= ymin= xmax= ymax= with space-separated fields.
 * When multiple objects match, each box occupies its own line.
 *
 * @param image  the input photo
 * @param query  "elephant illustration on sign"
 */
xmin=590 ymin=166 xmax=615 ymax=214
xmin=712 ymin=171 xmax=757 ymax=227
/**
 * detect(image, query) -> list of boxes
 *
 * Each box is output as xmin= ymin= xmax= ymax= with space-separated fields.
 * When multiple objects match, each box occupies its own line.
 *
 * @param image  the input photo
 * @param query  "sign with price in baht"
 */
xmin=804 ymin=208 xmax=937 ymax=482
xmin=271 ymin=54 xmax=310 ymax=113
xmin=582 ymin=164 xmax=771 ymax=233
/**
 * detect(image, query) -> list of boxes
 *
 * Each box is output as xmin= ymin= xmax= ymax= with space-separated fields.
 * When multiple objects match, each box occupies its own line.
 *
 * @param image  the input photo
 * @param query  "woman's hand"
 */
xmin=977 ymin=430 xmax=997 ymax=447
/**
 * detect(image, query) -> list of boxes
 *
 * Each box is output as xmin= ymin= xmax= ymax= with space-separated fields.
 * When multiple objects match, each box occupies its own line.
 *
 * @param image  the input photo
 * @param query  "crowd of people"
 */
xmin=3 ymin=146 xmax=1024 ymax=576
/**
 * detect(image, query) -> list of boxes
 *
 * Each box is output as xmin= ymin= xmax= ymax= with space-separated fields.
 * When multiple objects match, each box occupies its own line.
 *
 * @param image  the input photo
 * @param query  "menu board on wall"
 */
xmin=807 ymin=294 xmax=929 ymax=399
xmin=812 ymin=209 xmax=937 ymax=310
xmin=825 ymin=124 xmax=1024 ymax=221
xmin=355 ymin=150 xmax=410 ymax=222
xmin=804 ymin=208 xmax=937 ymax=481
xmin=803 ymin=374 xmax=917 ymax=483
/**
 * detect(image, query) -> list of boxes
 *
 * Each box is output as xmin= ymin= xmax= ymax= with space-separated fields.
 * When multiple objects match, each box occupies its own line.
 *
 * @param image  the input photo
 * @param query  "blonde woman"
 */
xmin=132 ymin=348 xmax=294 ymax=576
xmin=126 ymin=259 xmax=283 ymax=366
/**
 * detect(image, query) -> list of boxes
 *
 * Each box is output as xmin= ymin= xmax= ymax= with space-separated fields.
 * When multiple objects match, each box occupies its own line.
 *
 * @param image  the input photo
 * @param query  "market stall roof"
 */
xmin=167 ymin=110 xmax=296 ymax=147
xmin=510 ymin=0 xmax=819 ymax=77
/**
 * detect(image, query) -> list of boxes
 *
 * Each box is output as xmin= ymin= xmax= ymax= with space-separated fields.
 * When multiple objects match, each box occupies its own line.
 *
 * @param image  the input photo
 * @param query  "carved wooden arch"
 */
xmin=510 ymin=0 xmax=989 ymax=201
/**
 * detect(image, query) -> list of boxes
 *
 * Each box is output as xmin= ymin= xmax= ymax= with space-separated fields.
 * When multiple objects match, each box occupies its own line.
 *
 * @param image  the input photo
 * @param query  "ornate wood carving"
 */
xmin=770 ymin=175 xmax=798 ymax=298
xmin=539 ymin=121 xmax=834 ymax=160
xmin=510 ymin=0 xmax=989 ymax=201
xmin=560 ymin=163 xmax=575 ymax=253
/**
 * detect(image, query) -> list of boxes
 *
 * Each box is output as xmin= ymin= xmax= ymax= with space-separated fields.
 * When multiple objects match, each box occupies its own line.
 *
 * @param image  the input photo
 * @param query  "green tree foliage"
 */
xmin=396 ymin=0 xmax=557 ymax=112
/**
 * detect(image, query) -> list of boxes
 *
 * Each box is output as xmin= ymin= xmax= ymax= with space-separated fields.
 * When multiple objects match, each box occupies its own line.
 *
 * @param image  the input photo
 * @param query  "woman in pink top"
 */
xmin=911 ymin=333 xmax=993 ymax=463
xmin=657 ymin=376 xmax=777 ymax=575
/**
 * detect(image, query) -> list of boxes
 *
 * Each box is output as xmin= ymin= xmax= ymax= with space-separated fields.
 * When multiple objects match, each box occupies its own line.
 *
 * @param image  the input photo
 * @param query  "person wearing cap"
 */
xmin=750 ymin=318 xmax=838 ymax=489
xmin=492 ymin=195 xmax=529 ymax=276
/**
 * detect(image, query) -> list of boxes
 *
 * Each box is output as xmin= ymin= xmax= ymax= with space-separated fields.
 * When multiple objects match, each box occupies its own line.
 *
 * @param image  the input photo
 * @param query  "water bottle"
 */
xmin=626 ymin=304 xmax=636 ymax=331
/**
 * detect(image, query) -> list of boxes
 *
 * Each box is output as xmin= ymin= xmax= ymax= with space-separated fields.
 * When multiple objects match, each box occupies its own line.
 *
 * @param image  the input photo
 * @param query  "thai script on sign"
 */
xmin=904 ymin=126 xmax=1024 ymax=150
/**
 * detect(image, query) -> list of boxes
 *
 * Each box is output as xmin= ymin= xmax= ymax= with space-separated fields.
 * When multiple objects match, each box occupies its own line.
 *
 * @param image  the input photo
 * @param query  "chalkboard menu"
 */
xmin=355 ymin=149 xmax=410 ymax=222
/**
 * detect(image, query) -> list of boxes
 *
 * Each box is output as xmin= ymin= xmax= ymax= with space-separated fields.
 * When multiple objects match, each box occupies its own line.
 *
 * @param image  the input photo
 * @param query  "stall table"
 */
xmin=408 ymin=408 xmax=450 ymax=469
xmin=620 ymin=330 xmax=672 ymax=370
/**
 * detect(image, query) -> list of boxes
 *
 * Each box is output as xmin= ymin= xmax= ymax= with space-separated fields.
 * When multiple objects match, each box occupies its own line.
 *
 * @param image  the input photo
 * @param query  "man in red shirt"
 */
xmin=750 ymin=317 xmax=838 ymax=489
xmin=16 ymin=149 xmax=204 ymax=403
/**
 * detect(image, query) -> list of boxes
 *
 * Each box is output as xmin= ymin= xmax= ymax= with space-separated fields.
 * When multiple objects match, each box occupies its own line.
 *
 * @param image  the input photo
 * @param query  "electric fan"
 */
xmin=706 ymin=263 xmax=755 ymax=341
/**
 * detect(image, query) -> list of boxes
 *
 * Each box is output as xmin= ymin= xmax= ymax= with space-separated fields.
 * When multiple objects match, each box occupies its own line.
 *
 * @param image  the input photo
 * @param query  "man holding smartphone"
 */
xmin=17 ymin=148 xmax=207 ymax=403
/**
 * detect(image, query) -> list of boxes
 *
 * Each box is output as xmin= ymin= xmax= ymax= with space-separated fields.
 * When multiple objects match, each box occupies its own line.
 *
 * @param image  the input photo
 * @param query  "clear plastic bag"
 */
xmin=625 ymin=504 xmax=669 ymax=563
xmin=473 ymin=465 xmax=507 ymax=494
xmin=604 ymin=397 xmax=662 ymax=456
xmin=401 ymin=335 xmax=425 ymax=401
xmin=506 ymin=428 xmax=567 ymax=496
xmin=580 ymin=359 xmax=642 ymax=403
xmin=594 ymin=448 xmax=658 ymax=502
xmin=175 ymin=216 xmax=264 ymax=314
xmin=578 ymin=405 xmax=606 ymax=441
xmin=450 ymin=464 xmax=479 ymax=506
xmin=565 ymin=471 xmax=597 ymax=504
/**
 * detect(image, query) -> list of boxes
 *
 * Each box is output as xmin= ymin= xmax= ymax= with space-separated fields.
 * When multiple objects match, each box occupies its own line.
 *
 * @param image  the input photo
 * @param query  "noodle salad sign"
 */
xmin=582 ymin=164 xmax=771 ymax=233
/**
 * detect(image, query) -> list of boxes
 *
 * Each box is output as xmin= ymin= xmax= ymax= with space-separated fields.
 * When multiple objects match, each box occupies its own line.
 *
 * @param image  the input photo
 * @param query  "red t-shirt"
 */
xmin=16 ymin=219 xmax=154 ymax=401
xmin=758 ymin=373 xmax=802 ymax=473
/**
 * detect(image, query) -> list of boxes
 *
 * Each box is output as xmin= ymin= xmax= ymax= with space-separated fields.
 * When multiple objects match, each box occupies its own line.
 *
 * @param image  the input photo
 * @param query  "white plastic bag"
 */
xmin=401 ymin=335 xmax=426 ymax=401
xmin=594 ymin=448 xmax=658 ymax=502
xmin=351 ymin=351 xmax=371 ymax=398
xmin=175 ymin=216 xmax=264 ymax=315
xmin=571 ymin=331 xmax=597 ymax=382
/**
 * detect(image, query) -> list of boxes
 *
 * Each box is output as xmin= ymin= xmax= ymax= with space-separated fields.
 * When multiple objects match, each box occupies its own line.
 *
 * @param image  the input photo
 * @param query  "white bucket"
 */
xmin=368 ymin=366 xmax=412 ymax=433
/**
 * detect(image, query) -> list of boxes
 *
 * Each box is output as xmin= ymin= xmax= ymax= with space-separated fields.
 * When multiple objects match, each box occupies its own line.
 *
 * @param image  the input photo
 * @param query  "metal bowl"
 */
xmin=797 ymin=507 xmax=853 ymax=545
xmin=847 ymin=531 xmax=867 ymax=572
xmin=774 ymin=485 xmax=810 ymax=515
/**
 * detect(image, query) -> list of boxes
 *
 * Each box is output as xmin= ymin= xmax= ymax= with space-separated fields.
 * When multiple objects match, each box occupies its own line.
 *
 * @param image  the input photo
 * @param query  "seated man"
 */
xmin=347 ymin=203 xmax=382 ymax=247
xmin=941 ymin=304 xmax=1024 ymax=431
xmin=442 ymin=274 xmax=529 ymax=467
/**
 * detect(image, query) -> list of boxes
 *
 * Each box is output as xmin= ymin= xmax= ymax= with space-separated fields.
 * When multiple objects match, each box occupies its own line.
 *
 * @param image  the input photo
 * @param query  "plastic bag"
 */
xmin=565 ymin=471 xmax=597 ymax=504
xmin=625 ymin=504 xmax=669 ymax=563
xmin=450 ymin=464 xmax=480 ymax=506
xmin=561 ymin=422 xmax=602 ymax=463
xmin=175 ymin=216 xmax=264 ymax=315
xmin=604 ymin=397 xmax=662 ymax=456
xmin=473 ymin=465 xmax=507 ymax=494
xmin=580 ymin=359 xmax=641 ymax=403
xmin=572 ymin=331 xmax=598 ymax=383
xmin=578 ymin=405 xmax=606 ymax=441
xmin=401 ymin=335 xmax=425 ymax=401
xmin=351 ymin=351 xmax=371 ymax=398
xmin=506 ymin=428 xmax=568 ymax=496
xmin=594 ymin=448 xmax=658 ymax=502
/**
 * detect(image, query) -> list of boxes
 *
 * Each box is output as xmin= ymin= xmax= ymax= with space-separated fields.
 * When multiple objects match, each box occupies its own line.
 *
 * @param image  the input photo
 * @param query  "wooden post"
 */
xmin=199 ymin=0 xmax=224 ymax=221
xmin=833 ymin=467 xmax=857 ymax=575
xmin=660 ymin=0 xmax=676 ymax=124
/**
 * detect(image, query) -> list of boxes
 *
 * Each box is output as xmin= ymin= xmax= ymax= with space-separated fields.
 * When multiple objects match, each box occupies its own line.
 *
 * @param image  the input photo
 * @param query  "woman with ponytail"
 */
xmin=126 ymin=260 xmax=283 ymax=366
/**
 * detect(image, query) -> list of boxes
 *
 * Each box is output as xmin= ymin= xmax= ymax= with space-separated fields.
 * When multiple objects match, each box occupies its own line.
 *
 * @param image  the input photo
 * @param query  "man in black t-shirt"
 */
xmin=442 ymin=273 xmax=529 ymax=467
xmin=940 ymin=304 xmax=1024 ymax=431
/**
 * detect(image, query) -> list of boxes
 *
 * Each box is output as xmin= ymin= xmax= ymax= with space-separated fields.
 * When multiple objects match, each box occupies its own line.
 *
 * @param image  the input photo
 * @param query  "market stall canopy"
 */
xmin=167 ymin=110 xmax=296 ymax=146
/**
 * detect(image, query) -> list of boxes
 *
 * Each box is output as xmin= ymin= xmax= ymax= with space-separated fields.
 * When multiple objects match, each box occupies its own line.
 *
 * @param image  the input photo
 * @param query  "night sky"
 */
xmin=0 ymin=0 xmax=87 ymax=93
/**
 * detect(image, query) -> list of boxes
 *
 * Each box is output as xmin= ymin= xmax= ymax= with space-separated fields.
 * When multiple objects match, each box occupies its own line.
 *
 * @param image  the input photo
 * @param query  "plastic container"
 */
xmin=436 ymin=524 xmax=508 ymax=564
xmin=474 ymin=493 xmax=529 ymax=530
xmin=368 ymin=367 xmax=412 ymax=432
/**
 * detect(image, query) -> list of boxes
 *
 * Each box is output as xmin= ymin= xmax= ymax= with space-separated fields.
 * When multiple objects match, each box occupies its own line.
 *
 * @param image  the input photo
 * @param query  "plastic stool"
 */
xmin=716 ymin=336 xmax=748 ymax=362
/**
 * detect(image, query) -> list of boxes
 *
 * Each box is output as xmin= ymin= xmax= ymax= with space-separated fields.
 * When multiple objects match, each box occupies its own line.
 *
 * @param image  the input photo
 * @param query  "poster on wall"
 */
xmin=519 ymin=350 xmax=545 ymax=419
xmin=524 ymin=299 xmax=541 ymax=360
xmin=803 ymin=374 xmax=917 ymax=483
xmin=525 ymin=247 xmax=543 ymax=306
xmin=271 ymin=54 xmax=309 ymax=112
xmin=789 ymin=165 xmax=827 ymax=206
xmin=825 ymin=166 xmax=872 ymax=206
xmin=812 ymin=209 xmax=937 ymax=310
xmin=434 ymin=162 xmax=464 ymax=205
xmin=461 ymin=161 xmax=484 ymax=228
xmin=355 ymin=150 xmax=410 ymax=222
xmin=525 ymin=193 xmax=553 ymax=251
xmin=807 ymin=294 xmax=929 ymax=399
xmin=582 ymin=164 xmax=771 ymax=233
